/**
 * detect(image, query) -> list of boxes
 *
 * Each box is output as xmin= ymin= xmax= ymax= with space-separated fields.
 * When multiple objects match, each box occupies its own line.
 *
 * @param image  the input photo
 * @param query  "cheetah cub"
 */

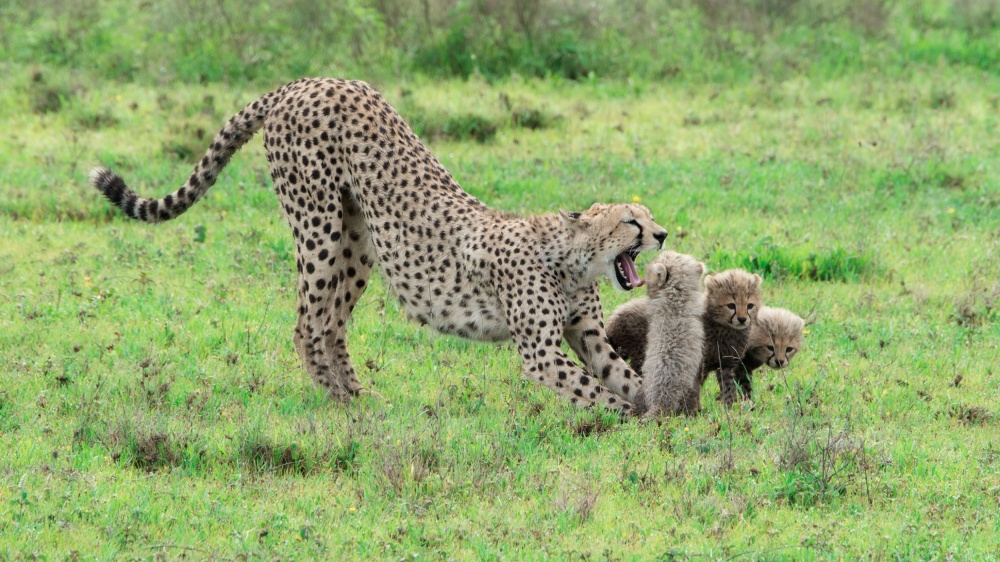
xmin=606 ymin=298 xmax=653 ymax=378
xmin=631 ymin=252 xmax=707 ymax=416
xmin=732 ymin=306 xmax=804 ymax=400
xmin=685 ymin=269 xmax=762 ymax=411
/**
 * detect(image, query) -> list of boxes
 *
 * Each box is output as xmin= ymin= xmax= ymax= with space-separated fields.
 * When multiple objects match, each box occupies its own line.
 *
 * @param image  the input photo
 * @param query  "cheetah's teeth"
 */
xmin=614 ymin=251 xmax=643 ymax=290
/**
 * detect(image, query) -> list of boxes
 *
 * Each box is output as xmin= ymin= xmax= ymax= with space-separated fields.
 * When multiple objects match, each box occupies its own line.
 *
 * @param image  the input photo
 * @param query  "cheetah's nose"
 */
xmin=776 ymin=358 xmax=786 ymax=367
xmin=653 ymin=230 xmax=667 ymax=246
xmin=737 ymin=316 xmax=747 ymax=324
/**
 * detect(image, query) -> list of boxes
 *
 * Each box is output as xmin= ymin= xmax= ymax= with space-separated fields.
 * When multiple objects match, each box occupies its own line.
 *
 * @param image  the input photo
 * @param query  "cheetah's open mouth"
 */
xmin=614 ymin=247 xmax=643 ymax=290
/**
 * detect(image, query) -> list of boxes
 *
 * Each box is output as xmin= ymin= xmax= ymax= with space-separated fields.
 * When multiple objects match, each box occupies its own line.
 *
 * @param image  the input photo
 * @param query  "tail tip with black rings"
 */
xmin=89 ymin=166 xmax=127 ymax=206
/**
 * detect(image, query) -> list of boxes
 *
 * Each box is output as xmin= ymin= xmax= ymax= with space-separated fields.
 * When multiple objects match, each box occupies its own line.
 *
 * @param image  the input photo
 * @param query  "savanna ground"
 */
xmin=2 ymin=0 xmax=1000 ymax=559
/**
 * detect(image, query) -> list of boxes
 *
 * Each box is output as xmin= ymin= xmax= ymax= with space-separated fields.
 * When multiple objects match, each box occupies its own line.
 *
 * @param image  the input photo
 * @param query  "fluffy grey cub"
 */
xmin=633 ymin=251 xmax=707 ymax=416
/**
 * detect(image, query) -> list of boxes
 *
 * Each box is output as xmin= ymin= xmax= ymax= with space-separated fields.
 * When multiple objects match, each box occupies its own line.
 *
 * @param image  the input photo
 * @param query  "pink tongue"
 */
xmin=620 ymin=254 xmax=643 ymax=288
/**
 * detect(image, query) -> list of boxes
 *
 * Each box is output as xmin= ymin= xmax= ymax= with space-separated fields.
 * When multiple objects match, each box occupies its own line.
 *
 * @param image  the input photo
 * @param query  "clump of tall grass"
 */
xmin=710 ymin=237 xmax=878 ymax=282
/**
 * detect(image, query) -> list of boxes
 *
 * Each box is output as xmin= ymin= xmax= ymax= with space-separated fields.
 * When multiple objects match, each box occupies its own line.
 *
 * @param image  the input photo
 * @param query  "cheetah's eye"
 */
xmin=786 ymin=347 xmax=795 ymax=354
xmin=766 ymin=344 xmax=775 ymax=352
xmin=727 ymin=303 xmax=737 ymax=310
xmin=747 ymin=303 xmax=755 ymax=310
xmin=623 ymin=218 xmax=640 ymax=227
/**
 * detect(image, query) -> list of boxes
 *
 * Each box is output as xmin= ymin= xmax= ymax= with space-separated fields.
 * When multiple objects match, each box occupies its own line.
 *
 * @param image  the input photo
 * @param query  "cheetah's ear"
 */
xmin=697 ymin=262 xmax=707 ymax=276
xmin=750 ymin=273 xmax=763 ymax=288
xmin=704 ymin=274 xmax=718 ymax=289
xmin=649 ymin=263 xmax=669 ymax=288
xmin=559 ymin=210 xmax=584 ymax=226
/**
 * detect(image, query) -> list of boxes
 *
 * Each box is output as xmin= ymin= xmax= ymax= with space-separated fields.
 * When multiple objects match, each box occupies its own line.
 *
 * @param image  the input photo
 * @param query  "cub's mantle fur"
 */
xmin=633 ymin=252 xmax=706 ymax=417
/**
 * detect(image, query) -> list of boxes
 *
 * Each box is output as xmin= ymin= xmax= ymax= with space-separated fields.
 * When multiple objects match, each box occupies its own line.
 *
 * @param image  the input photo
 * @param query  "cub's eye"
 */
xmin=786 ymin=347 xmax=795 ymax=354
xmin=766 ymin=345 xmax=775 ymax=351
xmin=727 ymin=303 xmax=737 ymax=310
xmin=747 ymin=303 xmax=755 ymax=310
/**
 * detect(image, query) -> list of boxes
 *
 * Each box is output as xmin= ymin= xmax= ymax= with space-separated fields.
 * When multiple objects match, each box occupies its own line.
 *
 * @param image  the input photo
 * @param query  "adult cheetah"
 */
xmin=89 ymin=78 xmax=668 ymax=413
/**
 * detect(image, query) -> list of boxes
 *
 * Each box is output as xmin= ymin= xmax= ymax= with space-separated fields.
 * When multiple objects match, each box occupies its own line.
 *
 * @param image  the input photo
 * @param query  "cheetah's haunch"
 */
xmin=88 ymin=78 xmax=668 ymax=413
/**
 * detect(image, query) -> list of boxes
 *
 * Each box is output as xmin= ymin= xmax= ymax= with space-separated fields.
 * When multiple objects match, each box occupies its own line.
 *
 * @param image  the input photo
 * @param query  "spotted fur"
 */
xmin=89 ymin=78 xmax=668 ymax=412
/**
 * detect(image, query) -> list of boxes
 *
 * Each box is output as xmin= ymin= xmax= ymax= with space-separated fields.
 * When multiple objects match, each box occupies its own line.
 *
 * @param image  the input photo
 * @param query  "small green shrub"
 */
xmin=26 ymin=70 xmax=71 ymax=114
xmin=411 ymin=5 xmax=596 ymax=80
xmin=440 ymin=114 xmax=498 ymax=143
xmin=405 ymin=109 xmax=499 ymax=143
xmin=411 ymin=9 xmax=477 ymax=79
xmin=236 ymin=422 xmax=318 ymax=475
xmin=509 ymin=106 xmax=553 ymax=130
xmin=108 ymin=418 xmax=206 ymax=473
xmin=72 ymin=105 xmax=119 ymax=130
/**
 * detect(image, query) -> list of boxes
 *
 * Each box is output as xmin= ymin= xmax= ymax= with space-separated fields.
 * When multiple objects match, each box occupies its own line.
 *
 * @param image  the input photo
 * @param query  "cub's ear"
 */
xmin=793 ymin=315 xmax=806 ymax=332
xmin=752 ymin=273 xmax=763 ymax=288
xmin=704 ymin=274 xmax=718 ymax=289
xmin=697 ymin=262 xmax=707 ymax=276
xmin=649 ymin=263 xmax=669 ymax=288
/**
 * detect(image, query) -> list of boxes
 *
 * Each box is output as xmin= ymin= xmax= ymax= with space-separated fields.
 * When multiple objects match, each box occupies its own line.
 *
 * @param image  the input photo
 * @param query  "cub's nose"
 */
xmin=737 ymin=316 xmax=748 ymax=325
xmin=653 ymin=230 xmax=667 ymax=246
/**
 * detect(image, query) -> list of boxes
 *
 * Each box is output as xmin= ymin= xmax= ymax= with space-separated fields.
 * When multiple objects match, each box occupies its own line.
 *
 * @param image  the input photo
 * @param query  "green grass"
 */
xmin=5 ymin=0 xmax=1000 ymax=85
xmin=2 ymin=61 xmax=1000 ymax=559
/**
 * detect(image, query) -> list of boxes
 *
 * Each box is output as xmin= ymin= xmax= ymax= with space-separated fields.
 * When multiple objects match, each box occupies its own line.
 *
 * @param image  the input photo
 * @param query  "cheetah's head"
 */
xmin=748 ymin=307 xmax=805 ymax=369
xmin=560 ymin=203 xmax=668 ymax=291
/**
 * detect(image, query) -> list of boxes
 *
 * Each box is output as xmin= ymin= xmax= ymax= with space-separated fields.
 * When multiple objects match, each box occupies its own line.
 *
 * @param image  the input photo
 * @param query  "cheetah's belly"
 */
xmin=375 ymin=240 xmax=510 ymax=342
xmin=394 ymin=272 xmax=510 ymax=342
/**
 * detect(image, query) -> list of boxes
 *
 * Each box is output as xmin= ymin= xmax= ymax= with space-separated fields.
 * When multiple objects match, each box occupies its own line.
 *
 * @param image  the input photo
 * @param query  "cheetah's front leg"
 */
xmin=499 ymin=280 xmax=631 ymax=413
xmin=715 ymin=367 xmax=741 ymax=406
xmin=514 ymin=329 xmax=632 ymax=414
xmin=733 ymin=366 xmax=753 ymax=400
xmin=563 ymin=289 xmax=645 ymax=409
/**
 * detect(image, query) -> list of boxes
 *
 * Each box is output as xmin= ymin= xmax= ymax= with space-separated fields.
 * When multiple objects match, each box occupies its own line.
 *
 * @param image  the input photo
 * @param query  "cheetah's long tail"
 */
xmin=89 ymin=83 xmax=293 ymax=223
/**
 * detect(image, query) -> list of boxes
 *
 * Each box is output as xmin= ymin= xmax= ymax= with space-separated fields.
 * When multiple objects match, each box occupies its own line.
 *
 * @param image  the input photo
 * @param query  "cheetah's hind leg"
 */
xmin=318 ymin=188 xmax=375 ymax=397
xmin=286 ymin=187 xmax=367 ymax=402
